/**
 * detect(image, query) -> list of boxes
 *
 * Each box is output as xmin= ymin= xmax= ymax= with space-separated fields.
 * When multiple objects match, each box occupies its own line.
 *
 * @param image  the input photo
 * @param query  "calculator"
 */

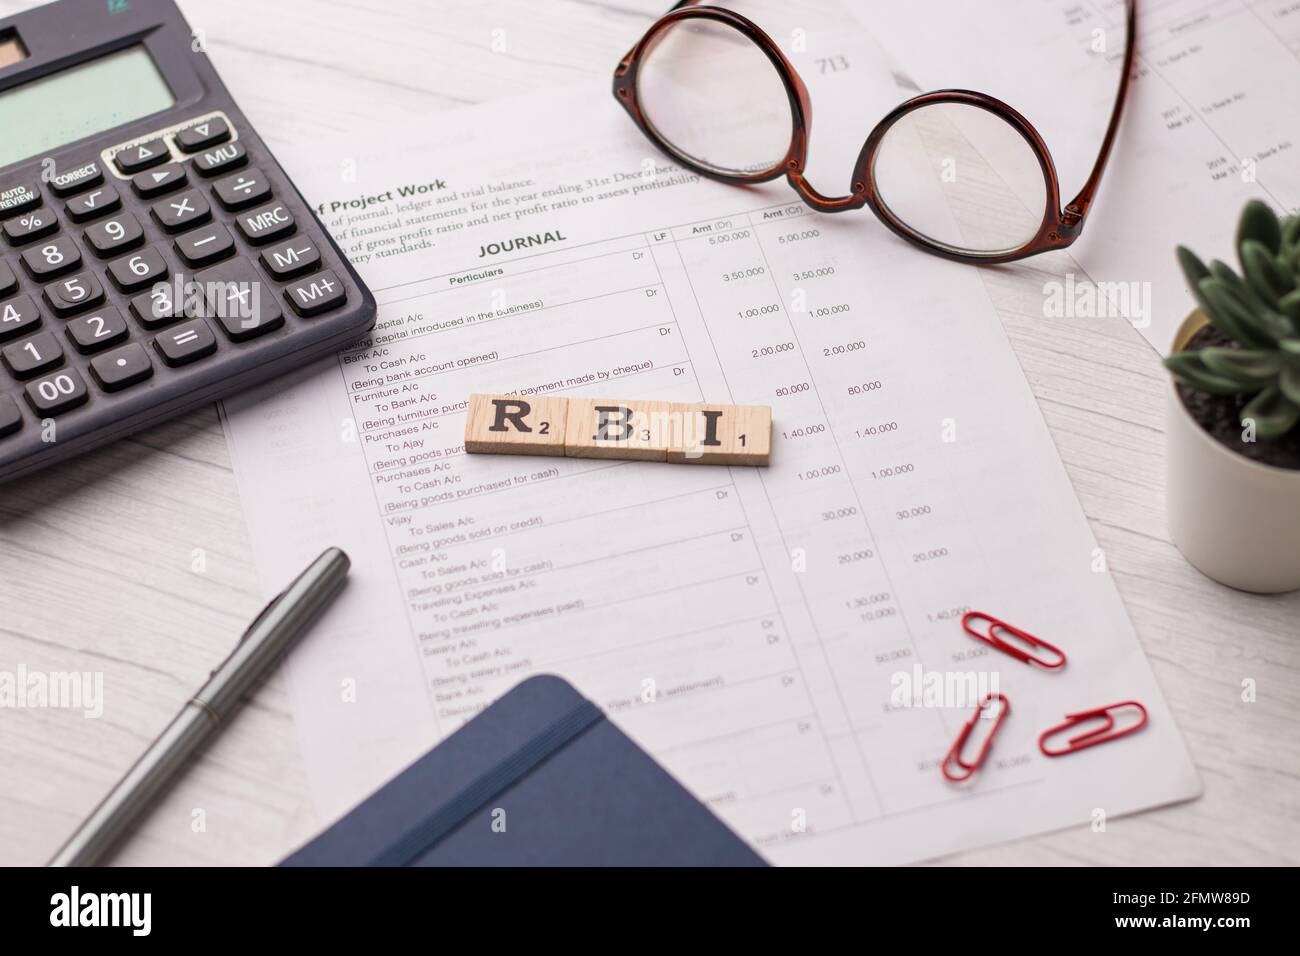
xmin=0 ymin=0 xmax=376 ymax=484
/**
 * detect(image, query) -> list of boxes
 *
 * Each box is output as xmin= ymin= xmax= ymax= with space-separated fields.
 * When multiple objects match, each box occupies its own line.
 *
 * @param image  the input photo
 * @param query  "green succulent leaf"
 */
xmin=1284 ymin=214 xmax=1300 ymax=246
xmin=1199 ymin=278 xmax=1282 ymax=347
xmin=1280 ymin=364 xmax=1300 ymax=406
xmin=1241 ymin=386 xmax=1300 ymax=439
xmin=1280 ymin=338 xmax=1300 ymax=359
xmin=1238 ymin=199 xmax=1283 ymax=258
xmin=1241 ymin=239 xmax=1295 ymax=305
xmin=1199 ymin=347 xmax=1282 ymax=382
xmin=1278 ymin=289 xmax=1300 ymax=325
xmin=1176 ymin=245 xmax=1210 ymax=288
xmin=1165 ymin=352 xmax=1259 ymax=395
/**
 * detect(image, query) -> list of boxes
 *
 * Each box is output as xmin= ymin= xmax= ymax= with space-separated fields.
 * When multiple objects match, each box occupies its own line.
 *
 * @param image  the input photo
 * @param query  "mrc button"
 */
xmin=235 ymin=200 xmax=295 ymax=244
xmin=0 ymin=183 xmax=40 ymax=217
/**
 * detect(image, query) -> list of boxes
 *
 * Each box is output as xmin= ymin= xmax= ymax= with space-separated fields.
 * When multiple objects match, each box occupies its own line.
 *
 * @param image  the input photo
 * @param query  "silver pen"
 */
xmin=48 ymin=547 xmax=351 ymax=867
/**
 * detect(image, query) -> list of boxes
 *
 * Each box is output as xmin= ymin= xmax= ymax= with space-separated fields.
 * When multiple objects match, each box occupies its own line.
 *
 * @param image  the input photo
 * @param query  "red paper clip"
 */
xmin=941 ymin=693 xmax=1010 ymax=782
xmin=1038 ymin=700 xmax=1149 ymax=757
xmin=961 ymin=611 xmax=1066 ymax=670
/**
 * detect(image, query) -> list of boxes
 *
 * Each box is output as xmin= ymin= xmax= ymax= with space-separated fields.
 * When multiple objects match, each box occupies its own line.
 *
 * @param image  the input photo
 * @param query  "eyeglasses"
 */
xmin=613 ymin=1 xmax=1136 ymax=264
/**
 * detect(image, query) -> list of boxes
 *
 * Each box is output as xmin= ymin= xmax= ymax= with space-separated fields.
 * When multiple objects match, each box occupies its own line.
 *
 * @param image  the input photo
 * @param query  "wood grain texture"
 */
xmin=0 ymin=0 xmax=1295 ymax=867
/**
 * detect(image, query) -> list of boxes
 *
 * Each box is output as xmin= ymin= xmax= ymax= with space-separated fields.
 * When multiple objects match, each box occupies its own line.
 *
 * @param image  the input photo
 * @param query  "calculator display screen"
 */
xmin=0 ymin=46 xmax=174 ymax=168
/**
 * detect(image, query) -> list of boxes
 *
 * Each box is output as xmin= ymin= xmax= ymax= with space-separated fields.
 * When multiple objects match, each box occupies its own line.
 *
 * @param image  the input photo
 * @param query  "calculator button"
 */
xmin=213 ymin=168 xmax=271 ymax=210
xmin=0 ymin=183 xmax=41 ymax=218
xmin=85 ymin=212 xmax=144 ymax=257
xmin=133 ymin=163 xmax=187 ymax=199
xmin=261 ymin=237 xmax=320 ymax=280
xmin=130 ymin=285 xmax=198 ymax=330
xmin=25 ymin=367 xmax=88 ymax=416
xmin=90 ymin=342 xmax=153 ymax=392
xmin=235 ymin=200 xmax=294 ymax=245
xmin=176 ymin=118 xmax=231 ymax=153
xmin=50 ymin=160 xmax=104 ymax=197
xmin=154 ymin=318 xmax=217 ymax=367
xmin=285 ymin=269 xmax=347 ymax=317
xmin=3 ymin=207 xmax=58 ymax=245
xmin=0 ymin=395 xmax=20 ymax=438
xmin=197 ymin=259 xmax=284 ymax=342
xmin=21 ymin=237 xmax=81 ymax=281
xmin=0 ymin=294 xmax=40 ymax=342
xmin=44 ymin=271 xmax=106 ymax=318
xmin=175 ymin=223 xmax=235 ymax=268
xmin=66 ymin=307 xmax=129 ymax=353
xmin=0 ymin=260 xmax=16 ymax=298
xmin=107 ymin=247 xmax=168 ymax=292
xmin=151 ymin=189 xmax=211 ymax=234
xmin=3 ymin=330 xmax=64 ymax=379
xmin=115 ymin=140 xmax=169 ymax=175
xmin=65 ymin=184 xmax=122 ymax=223
xmin=192 ymin=141 xmax=247 ymax=178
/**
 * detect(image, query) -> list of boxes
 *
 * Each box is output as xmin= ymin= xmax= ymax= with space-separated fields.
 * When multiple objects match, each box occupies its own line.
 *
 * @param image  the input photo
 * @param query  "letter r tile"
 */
xmin=464 ymin=393 xmax=568 ymax=456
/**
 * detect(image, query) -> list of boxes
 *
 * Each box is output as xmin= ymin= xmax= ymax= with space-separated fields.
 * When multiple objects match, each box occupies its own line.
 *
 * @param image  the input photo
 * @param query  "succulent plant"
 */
xmin=1166 ymin=199 xmax=1300 ymax=439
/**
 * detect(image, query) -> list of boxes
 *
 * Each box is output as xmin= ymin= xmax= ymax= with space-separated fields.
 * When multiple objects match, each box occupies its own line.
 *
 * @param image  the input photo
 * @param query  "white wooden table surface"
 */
xmin=1 ymin=0 xmax=1296 ymax=867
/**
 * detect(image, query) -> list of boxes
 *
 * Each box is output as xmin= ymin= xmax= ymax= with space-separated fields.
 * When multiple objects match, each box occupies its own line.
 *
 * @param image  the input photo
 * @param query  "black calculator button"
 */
xmin=192 ymin=141 xmax=247 ymax=178
xmin=65 ymin=184 xmax=122 ymax=223
xmin=130 ymin=285 xmax=197 ymax=330
xmin=0 ymin=295 xmax=40 ymax=342
xmin=151 ymin=189 xmax=211 ymax=234
xmin=44 ymin=271 xmax=105 ymax=318
xmin=154 ymin=318 xmax=217 ymax=366
xmin=107 ymin=247 xmax=168 ymax=292
xmin=176 ymin=118 xmax=231 ymax=153
xmin=285 ymin=270 xmax=347 ymax=317
xmin=175 ymin=223 xmax=235 ymax=268
xmin=197 ymin=259 xmax=284 ymax=342
xmin=66 ymin=307 xmax=129 ymax=353
xmin=90 ymin=342 xmax=153 ymax=392
xmin=0 ymin=260 xmax=16 ymax=298
xmin=261 ymin=237 xmax=320 ymax=280
xmin=25 ymin=367 xmax=88 ymax=416
xmin=50 ymin=160 xmax=104 ymax=198
xmin=235 ymin=200 xmax=294 ymax=245
xmin=133 ymin=163 xmax=187 ymax=199
xmin=213 ymin=168 xmax=271 ymax=210
xmin=0 ymin=395 xmax=20 ymax=438
xmin=0 ymin=183 xmax=41 ymax=218
xmin=3 ymin=330 xmax=64 ymax=379
xmin=115 ymin=140 xmax=169 ymax=175
xmin=21 ymin=237 xmax=81 ymax=281
xmin=3 ymin=207 xmax=58 ymax=245
xmin=85 ymin=213 xmax=144 ymax=258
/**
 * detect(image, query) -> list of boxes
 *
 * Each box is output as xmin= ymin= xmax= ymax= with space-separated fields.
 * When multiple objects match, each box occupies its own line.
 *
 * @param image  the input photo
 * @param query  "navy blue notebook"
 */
xmin=281 ymin=675 xmax=766 ymax=866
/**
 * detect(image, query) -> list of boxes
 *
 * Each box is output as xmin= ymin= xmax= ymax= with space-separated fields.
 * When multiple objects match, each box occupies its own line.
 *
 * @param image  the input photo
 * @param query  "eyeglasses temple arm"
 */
xmin=1062 ymin=0 xmax=1137 ymax=227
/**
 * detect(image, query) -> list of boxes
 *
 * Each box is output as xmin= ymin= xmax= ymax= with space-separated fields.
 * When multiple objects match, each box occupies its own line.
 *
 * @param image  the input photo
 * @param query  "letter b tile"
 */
xmin=564 ymin=398 xmax=674 ymax=461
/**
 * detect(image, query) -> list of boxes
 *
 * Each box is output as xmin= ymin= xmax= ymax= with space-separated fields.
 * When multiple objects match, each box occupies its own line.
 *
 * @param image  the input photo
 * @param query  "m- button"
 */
xmin=235 ymin=201 xmax=295 ymax=245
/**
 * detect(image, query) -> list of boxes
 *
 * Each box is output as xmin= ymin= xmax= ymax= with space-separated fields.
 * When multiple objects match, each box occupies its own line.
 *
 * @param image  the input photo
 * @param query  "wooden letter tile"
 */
xmin=564 ymin=398 xmax=673 ymax=461
xmin=668 ymin=402 xmax=771 ymax=466
xmin=464 ymin=393 xmax=567 ymax=456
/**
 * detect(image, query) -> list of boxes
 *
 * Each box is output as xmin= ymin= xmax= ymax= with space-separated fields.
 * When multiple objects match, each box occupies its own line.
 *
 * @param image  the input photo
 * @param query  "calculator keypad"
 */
xmin=1 ymin=111 xmax=358 ymax=462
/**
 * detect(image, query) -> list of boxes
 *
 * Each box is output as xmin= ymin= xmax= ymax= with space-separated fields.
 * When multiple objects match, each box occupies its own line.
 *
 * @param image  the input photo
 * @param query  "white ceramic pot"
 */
xmin=1166 ymin=310 xmax=1300 ymax=593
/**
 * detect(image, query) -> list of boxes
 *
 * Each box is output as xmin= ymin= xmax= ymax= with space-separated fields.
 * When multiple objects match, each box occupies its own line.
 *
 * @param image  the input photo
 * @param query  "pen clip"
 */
xmin=239 ymin=588 xmax=289 ymax=645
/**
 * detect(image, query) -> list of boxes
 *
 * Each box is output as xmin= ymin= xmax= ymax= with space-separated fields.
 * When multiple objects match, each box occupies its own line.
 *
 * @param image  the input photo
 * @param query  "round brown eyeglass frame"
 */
xmin=613 ymin=0 xmax=1137 ymax=265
